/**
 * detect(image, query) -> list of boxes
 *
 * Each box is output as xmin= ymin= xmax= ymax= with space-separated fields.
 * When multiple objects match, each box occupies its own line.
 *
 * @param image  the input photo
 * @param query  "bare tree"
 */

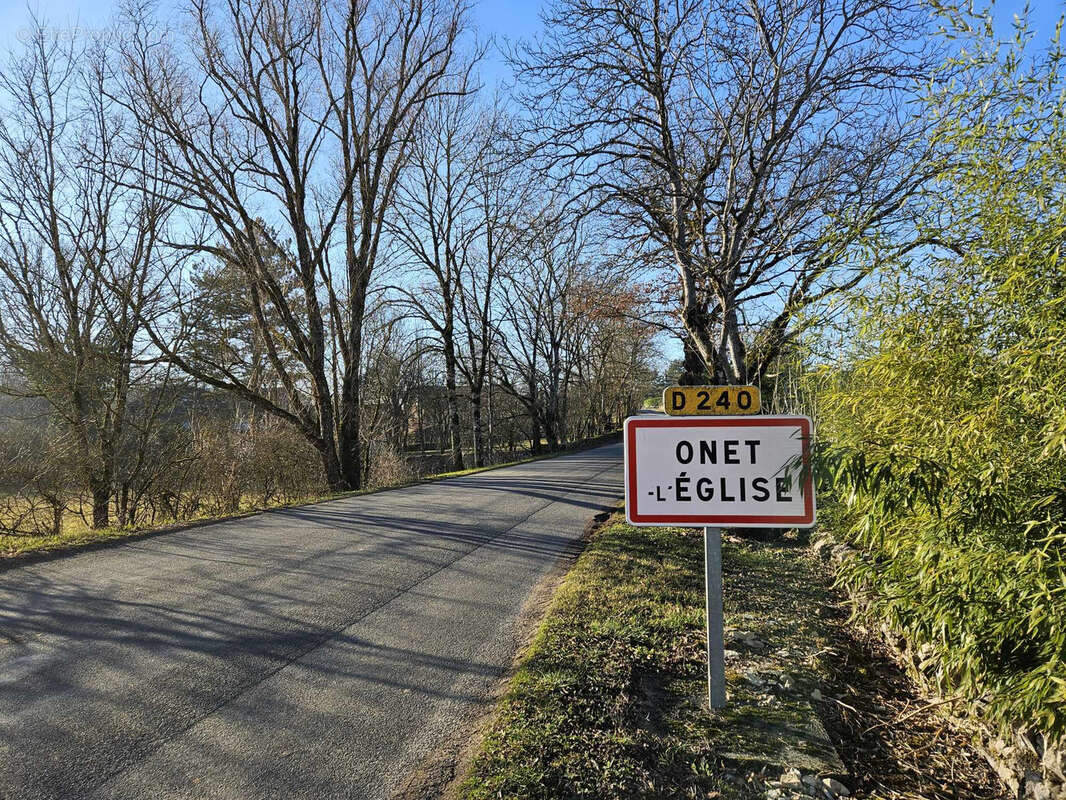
xmin=569 ymin=284 xmax=658 ymax=436
xmin=390 ymin=82 xmax=483 ymax=471
xmin=494 ymin=212 xmax=587 ymax=452
xmin=458 ymin=109 xmax=535 ymax=465
xmin=0 ymin=25 xmax=172 ymax=528
xmin=0 ymin=407 xmax=76 ymax=538
xmin=391 ymin=86 xmax=533 ymax=469
xmin=117 ymin=0 xmax=469 ymax=491
xmin=516 ymin=0 xmax=937 ymax=384
xmin=357 ymin=307 xmax=423 ymax=482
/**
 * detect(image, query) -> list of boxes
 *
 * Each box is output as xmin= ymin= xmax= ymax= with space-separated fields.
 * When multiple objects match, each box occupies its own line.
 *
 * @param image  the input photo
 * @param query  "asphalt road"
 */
xmin=0 ymin=443 xmax=623 ymax=800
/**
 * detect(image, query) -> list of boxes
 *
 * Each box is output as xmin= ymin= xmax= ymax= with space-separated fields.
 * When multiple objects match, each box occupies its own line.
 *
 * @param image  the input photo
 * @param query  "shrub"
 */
xmin=813 ymin=16 xmax=1066 ymax=741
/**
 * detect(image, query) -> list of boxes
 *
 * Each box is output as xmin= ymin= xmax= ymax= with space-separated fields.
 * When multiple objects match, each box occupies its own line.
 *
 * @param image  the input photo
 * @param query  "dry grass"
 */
xmin=0 ymin=494 xmax=276 ymax=559
xmin=0 ymin=431 xmax=622 ymax=561
xmin=817 ymin=612 xmax=1010 ymax=800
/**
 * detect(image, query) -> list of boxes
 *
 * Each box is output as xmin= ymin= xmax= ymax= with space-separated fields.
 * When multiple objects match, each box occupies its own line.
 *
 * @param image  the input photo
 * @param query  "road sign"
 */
xmin=624 ymin=414 xmax=815 ymax=712
xmin=624 ymin=415 xmax=815 ymax=528
xmin=663 ymin=385 xmax=761 ymax=416
xmin=624 ymin=413 xmax=816 ymax=711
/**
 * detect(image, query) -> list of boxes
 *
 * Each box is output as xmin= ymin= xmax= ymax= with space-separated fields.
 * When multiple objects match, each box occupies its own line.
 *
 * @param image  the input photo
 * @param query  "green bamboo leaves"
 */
xmin=814 ymin=10 xmax=1066 ymax=741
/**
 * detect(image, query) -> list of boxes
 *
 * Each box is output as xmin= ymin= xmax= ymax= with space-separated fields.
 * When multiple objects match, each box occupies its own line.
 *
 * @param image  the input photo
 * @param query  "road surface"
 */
xmin=0 ymin=443 xmax=622 ymax=799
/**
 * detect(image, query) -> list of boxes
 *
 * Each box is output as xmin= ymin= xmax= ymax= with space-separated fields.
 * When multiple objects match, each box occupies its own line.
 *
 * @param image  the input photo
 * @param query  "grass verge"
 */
xmin=0 ymin=431 xmax=621 ymax=564
xmin=455 ymin=515 xmax=840 ymax=800
xmin=455 ymin=515 xmax=1011 ymax=800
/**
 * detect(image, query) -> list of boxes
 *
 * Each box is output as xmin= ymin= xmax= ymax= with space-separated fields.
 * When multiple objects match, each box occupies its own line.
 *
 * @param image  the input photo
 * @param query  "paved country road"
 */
xmin=0 ymin=443 xmax=623 ymax=800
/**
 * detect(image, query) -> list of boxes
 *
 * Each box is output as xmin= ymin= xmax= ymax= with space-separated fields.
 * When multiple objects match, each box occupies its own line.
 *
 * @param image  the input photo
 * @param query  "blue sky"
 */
xmin=990 ymin=2 xmax=1065 ymax=41
xmin=0 ymin=1 xmax=1061 ymax=80
xmin=0 ymin=0 xmax=546 ymax=79
xmin=1 ymin=2 xmax=1061 ymax=41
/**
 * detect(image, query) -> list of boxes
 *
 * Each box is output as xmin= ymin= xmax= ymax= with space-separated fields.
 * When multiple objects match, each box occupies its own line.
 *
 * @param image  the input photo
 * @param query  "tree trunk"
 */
xmin=443 ymin=337 xmax=464 ymax=471
xmin=681 ymin=334 xmax=707 ymax=385
xmin=470 ymin=388 xmax=485 ymax=468
xmin=677 ymin=250 xmax=724 ymax=382
xmin=51 ymin=500 xmax=63 ymax=538
xmin=336 ymin=431 xmax=358 ymax=491
xmin=720 ymin=305 xmax=747 ymax=384
xmin=90 ymin=479 xmax=110 ymax=530
xmin=118 ymin=482 xmax=130 ymax=528
xmin=337 ymin=249 xmax=368 ymax=493
xmin=529 ymin=416 xmax=543 ymax=455
xmin=544 ymin=418 xmax=560 ymax=452
xmin=320 ymin=423 xmax=351 ymax=493
xmin=486 ymin=369 xmax=494 ymax=461
xmin=418 ymin=395 xmax=425 ymax=455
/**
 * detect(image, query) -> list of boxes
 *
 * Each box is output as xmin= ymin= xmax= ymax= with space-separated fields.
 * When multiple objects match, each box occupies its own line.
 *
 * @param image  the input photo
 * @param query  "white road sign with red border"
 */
xmin=624 ymin=415 xmax=815 ymax=528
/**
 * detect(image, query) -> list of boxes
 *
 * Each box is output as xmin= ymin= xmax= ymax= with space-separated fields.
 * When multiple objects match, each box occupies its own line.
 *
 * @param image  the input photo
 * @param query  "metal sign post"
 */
xmin=704 ymin=525 xmax=726 ymax=709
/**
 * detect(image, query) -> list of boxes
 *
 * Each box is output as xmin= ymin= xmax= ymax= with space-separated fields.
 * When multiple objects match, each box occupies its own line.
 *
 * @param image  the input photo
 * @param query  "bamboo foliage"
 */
xmin=814 ymin=13 xmax=1066 ymax=741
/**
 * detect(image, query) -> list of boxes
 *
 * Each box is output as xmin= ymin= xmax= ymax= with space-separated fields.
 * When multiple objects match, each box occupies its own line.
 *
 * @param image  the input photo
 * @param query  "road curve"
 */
xmin=0 ymin=443 xmax=623 ymax=800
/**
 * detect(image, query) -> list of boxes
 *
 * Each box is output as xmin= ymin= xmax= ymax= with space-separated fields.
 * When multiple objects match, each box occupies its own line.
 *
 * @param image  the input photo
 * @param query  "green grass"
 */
xmin=457 ymin=518 xmax=837 ymax=800
xmin=0 ymin=523 xmax=151 ymax=558
xmin=0 ymin=502 xmax=275 ymax=560
xmin=0 ymin=431 xmax=621 ymax=562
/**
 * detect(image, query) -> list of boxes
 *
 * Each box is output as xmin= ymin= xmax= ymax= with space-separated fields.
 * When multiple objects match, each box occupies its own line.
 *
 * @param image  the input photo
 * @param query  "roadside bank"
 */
xmin=453 ymin=515 xmax=1009 ymax=799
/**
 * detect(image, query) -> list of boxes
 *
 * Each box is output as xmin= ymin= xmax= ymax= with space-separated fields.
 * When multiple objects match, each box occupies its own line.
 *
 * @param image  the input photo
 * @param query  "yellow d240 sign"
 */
xmin=663 ymin=385 xmax=761 ymax=416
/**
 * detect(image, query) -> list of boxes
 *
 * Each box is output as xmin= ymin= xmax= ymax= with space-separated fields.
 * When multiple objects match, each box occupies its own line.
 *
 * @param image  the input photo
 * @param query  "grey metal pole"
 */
xmin=705 ymin=525 xmax=726 ymax=709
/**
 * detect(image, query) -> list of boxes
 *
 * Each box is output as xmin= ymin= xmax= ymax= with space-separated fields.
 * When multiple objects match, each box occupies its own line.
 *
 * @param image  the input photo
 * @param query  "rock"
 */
xmin=779 ymin=673 xmax=796 ymax=691
xmin=723 ymin=770 xmax=746 ymax=785
xmin=766 ymin=789 xmax=785 ymax=800
xmin=727 ymin=629 xmax=768 ymax=650
xmin=1042 ymin=745 xmax=1066 ymax=782
xmin=822 ymin=777 xmax=851 ymax=797
xmin=777 ymin=768 xmax=803 ymax=790
xmin=811 ymin=688 xmax=823 ymax=701
xmin=724 ymin=649 xmax=742 ymax=661
xmin=801 ymin=774 xmax=821 ymax=789
xmin=1024 ymin=771 xmax=1051 ymax=800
